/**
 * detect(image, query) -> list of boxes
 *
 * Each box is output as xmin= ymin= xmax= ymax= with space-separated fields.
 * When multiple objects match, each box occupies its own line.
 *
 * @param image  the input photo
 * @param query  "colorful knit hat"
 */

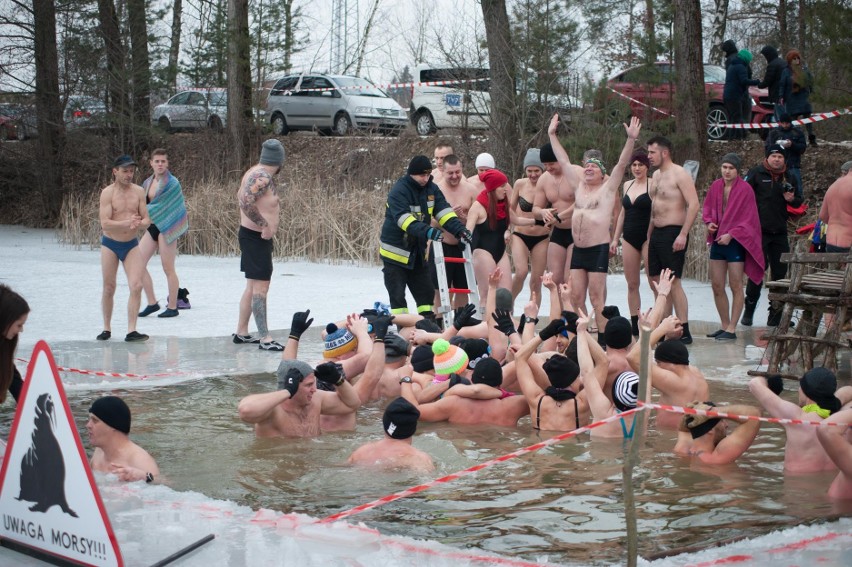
xmin=432 ymin=338 xmax=469 ymax=376
xmin=323 ymin=323 xmax=357 ymax=359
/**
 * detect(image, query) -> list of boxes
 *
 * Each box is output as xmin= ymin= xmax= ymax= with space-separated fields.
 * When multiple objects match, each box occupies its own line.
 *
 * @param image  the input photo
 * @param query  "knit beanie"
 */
xmin=738 ymin=49 xmax=753 ymax=64
xmin=539 ymin=142 xmax=557 ymax=163
xmin=460 ymin=338 xmax=491 ymax=369
xmin=474 ymin=153 xmax=495 ymax=169
xmin=542 ymin=355 xmax=579 ymax=388
xmin=408 ymin=155 xmax=433 ymax=175
xmin=472 ymin=357 xmax=503 ymax=388
xmin=432 ymin=338 xmax=469 ymax=376
xmin=323 ymin=323 xmax=357 ymax=358
xmin=800 ymin=367 xmax=841 ymax=414
xmin=523 ymin=149 xmax=544 ymax=170
xmin=495 ymin=288 xmax=513 ymax=311
xmin=604 ymin=316 xmax=633 ymax=349
xmin=259 ymin=139 xmax=286 ymax=166
xmin=612 ymin=371 xmax=639 ymax=411
xmin=654 ymin=339 xmax=689 ymax=365
xmin=276 ymin=359 xmax=314 ymax=389
xmin=721 ymin=153 xmax=742 ymax=171
xmin=382 ymin=397 xmax=420 ymax=439
xmin=411 ymin=344 xmax=434 ymax=373
xmin=480 ymin=169 xmax=508 ymax=192
xmin=89 ymin=396 xmax=131 ymax=434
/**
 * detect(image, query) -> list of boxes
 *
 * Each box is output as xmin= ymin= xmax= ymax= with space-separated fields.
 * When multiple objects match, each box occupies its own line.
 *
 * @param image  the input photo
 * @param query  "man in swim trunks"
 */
xmin=749 ymin=368 xmax=852 ymax=474
xmin=533 ymin=114 xmax=578 ymax=287
xmin=647 ymin=136 xmax=700 ymax=344
xmin=432 ymin=154 xmax=478 ymax=316
xmin=430 ymin=141 xmax=454 ymax=185
xmin=238 ymin=359 xmax=360 ymax=438
xmin=87 ymin=396 xmax=160 ymax=483
xmin=233 ymin=139 xmax=285 ymax=351
xmin=347 ymin=397 xmax=434 ymax=471
xmin=570 ymin=117 xmax=641 ymax=342
xmin=673 ymin=401 xmax=761 ymax=464
xmin=98 ymin=154 xmax=150 ymax=342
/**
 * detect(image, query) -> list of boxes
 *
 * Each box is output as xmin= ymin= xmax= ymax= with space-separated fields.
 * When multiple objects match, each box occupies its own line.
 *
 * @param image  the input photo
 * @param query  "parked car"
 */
xmin=152 ymin=89 xmax=227 ymax=132
xmin=64 ymin=96 xmax=107 ymax=130
xmin=0 ymin=103 xmax=37 ymax=140
xmin=409 ymin=65 xmax=580 ymax=135
xmin=602 ymin=62 xmax=773 ymax=140
xmin=265 ymin=74 xmax=407 ymax=136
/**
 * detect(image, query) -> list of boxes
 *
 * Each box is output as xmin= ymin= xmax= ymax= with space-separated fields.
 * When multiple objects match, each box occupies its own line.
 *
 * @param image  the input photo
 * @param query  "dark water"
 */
xmin=3 ymin=327 xmax=851 ymax=566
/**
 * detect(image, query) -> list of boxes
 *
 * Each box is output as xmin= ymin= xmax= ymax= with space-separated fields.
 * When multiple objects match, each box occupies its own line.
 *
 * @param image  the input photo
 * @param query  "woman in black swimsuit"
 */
xmin=467 ymin=169 xmax=540 ymax=310
xmin=509 ymin=149 xmax=550 ymax=306
xmin=611 ymin=151 xmax=652 ymax=336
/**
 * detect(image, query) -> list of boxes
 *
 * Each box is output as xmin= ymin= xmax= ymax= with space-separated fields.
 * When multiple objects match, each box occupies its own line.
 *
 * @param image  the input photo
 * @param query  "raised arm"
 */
xmin=707 ymin=404 xmax=760 ymax=465
xmin=576 ymin=311 xmax=612 ymax=419
xmin=607 ymin=117 xmax=641 ymax=192
xmin=748 ymin=376 xmax=801 ymax=419
xmin=547 ymin=113 xmax=580 ymax=188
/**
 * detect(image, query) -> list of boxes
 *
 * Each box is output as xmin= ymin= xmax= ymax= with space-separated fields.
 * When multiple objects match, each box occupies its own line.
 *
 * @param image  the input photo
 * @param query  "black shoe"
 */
xmin=125 ymin=331 xmax=149 ymax=342
xmin=158 ymin=308 xmax=179 ymax=318
xmin=715 ymin=331 xmax=737 ymax=341
xmin=258 ymin=340 xmax=284 ymax=351
xmin=741 ymin=301 xmax=757 ymax=326
xmin=809 ymin=134 xmax=818 ymax=147
xmin=233 ymin=334 xmax=260 ymax=344
xmin=139 ymin=303 xmax=160 ymax=317
xmin=96 ymin=330 xmax=111 ymax=341
xmin=767 ymin=309 xmax=782 ymax=327
xmin=706 ymin=329 xmax=724 ymax=338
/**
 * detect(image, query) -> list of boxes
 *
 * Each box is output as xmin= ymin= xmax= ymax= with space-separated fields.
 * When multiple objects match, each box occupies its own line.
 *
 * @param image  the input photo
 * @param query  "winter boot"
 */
xmin=741 ymin=299 xmax=757 ymax=326
xmin=809 ymin=134 xmax=818 ymax=147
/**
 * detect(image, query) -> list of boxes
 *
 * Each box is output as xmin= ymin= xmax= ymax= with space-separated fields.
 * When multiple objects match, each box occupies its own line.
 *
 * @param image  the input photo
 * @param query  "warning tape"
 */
xmin=638 ymin=401 xmax=851 ymax=427
xmin=606 ymin=87 xmax=851 ymax=129
xmin=274 ymin=77 xmax=489 ymax=95
xmin=686 ymin=532 xmax=850 ymax=567
xmin=15 ymin=357 xmax=185 ymax=380
xmin=319 ymin=406 xmax=646 ymax=524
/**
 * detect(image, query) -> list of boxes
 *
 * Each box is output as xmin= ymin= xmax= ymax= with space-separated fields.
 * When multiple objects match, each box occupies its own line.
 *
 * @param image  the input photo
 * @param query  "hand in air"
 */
xmin=548 ymin=113 xmax=560 ymax=136
xmin=652 ymin=268 xmax=675 ymax=296
xmin=289 ymin=309 xmax=314 ymax=340
xmin=453 ymin=303 xmax=479 ymax=330
xmin=523 ymin=294 xmax=539 ymax=319
xmin=541 ymin=271 xmax=556 ymax=291
xmin=624 ymin=116 xmax=642 ymax=140
xmin=314 ymin=362 xmax=344 ymax=387
xmin=492 ymin=309 xmax=517 ymax=337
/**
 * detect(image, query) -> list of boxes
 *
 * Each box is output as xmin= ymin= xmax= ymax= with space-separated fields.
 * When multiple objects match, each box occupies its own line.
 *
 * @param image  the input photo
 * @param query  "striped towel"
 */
xmin=143 ymin=171 xmax=189 ymax=244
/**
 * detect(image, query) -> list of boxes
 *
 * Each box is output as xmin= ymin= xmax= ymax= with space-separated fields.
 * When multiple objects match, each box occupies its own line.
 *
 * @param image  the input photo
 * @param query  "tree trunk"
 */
xmin=707 ymin=0 xmax=729 ymax=65
xmin=672 ymin=0 xmax=707 ymax=163
xmin=33 ymin=0 xmax=65 ymax=222
xmin=282 ymin=0 xmax=294 ymax=72
xmin=778 ymin=0 xmax=789 ymax=51
xmin=354 ymin=0 xmax=381 ymax=76
xmin=227 ymin=0 xmax=253 ymax=169
xmin=97 ymin=0 xmax=129 ymax=152
xmin=167 ymin=0 xmax=183 ymax=91
xmin=127 ymin=0 xmax=151 ymax=153
xmin=481 ymin=0 xmax=521 ymax=176
xmin=644 ymin=0 xmax=657 ymax=64
xmin=798 ymin=0 xmax=806 ymax=52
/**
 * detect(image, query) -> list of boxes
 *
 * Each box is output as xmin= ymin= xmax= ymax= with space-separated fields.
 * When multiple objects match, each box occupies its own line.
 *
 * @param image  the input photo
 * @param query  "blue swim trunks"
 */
xmin=709 ymin=239 xmax=745 ymax=263
xmin=101 ymin=235 xmax=139 ymax=262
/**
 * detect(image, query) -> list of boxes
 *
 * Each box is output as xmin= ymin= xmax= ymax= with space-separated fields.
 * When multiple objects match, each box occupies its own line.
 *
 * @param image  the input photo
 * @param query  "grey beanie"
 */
xmin=260 ymin=139 xmax=286 ymax=167
xmin=721 ymin=153 xmax=741 ymax=171
xmin=523 ymin=149 xmax=544 ymax=171
xmin=276 ymin=359 xmax=313 ymax=389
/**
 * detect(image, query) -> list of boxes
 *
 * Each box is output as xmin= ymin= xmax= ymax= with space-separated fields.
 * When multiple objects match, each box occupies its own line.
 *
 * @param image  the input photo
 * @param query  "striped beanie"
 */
xmin=323 ymin=323 xmax=357 ymax=359
xmin=612 ymin=371 xmax=639 ymax=411
xmin=432 ymin=339 xmax=469 ymax=376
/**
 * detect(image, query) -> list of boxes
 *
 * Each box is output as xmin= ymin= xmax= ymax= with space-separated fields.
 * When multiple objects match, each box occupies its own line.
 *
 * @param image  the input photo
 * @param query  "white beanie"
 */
xmin=475 ymin=153 xmax=495 ymax=169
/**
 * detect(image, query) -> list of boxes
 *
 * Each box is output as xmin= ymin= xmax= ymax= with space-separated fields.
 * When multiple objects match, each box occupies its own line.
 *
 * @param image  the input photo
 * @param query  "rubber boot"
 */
xmin=631 ymin=315 xmax=639 ymax=337
xmin=741 ymin=300 xmax=757 ymax=326
xmin=767 ymin=306 xmax=782 ymax=327
xmin=809 ymin=134 xmax=818 ymax=147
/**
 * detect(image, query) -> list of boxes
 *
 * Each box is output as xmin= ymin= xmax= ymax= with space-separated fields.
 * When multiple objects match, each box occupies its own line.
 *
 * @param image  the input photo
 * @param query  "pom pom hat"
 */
xmin=324 ymin=323 xmax=357 ymax=358
xmin=432 ymin=338 xmax=469 ymax=376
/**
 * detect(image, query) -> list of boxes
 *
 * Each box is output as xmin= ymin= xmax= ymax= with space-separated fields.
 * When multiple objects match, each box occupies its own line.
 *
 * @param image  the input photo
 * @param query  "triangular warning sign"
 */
xmin=0 ymin=340 xmax=124 ymax=566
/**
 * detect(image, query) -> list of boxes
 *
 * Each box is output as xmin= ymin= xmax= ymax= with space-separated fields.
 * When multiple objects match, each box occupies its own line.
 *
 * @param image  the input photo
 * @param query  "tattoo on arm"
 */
xmin=239 ymin=172 xmax=271 ymax=227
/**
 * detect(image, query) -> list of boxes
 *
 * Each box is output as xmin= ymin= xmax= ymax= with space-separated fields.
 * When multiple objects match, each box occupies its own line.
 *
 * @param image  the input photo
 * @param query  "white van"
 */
xmin=409 ymin=66 xmax=491 ymax=135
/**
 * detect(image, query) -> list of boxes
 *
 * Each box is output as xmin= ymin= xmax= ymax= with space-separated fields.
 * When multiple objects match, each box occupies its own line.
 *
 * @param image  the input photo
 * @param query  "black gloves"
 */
xmin=282 ymin=368 xmax=302 ymax=397
xmin=289 ymin=310 xmax=314 ymax=341
xmin=538 ymin=319 xmax=567 ymax=341
xmin=457 ymin=228 xmax=473 ymax=249
xmin=492 ymin=309 xmax=517 ymax=336
xmin=372 ymin=315 xmax=392 ymax=341
xmin=314 ymin=362 xmax=345 ymax=387
xmin=766 ymin=374 xmax=784 ymax=396
xmin=448 ymin=373 xmax=471 ymax=388
xmin=426 ymin=227 xmax=443 ymax=242
xmin=453 ymin=304 xmax=479 ymax=330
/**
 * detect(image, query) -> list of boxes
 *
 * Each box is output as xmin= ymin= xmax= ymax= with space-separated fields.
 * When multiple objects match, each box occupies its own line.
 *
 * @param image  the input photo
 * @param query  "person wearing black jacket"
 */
xmin=724 ymin=55 xmax=759 ymax=140
xmin=765 ymin=112 xmax=807 ymax=198
xmin=759 ymin=45 xmax=786 ymax=115
xmin=379 ymin=155 xmax=472 ymax=318
xmin=741 ymin=145 xmax=803 ymax=326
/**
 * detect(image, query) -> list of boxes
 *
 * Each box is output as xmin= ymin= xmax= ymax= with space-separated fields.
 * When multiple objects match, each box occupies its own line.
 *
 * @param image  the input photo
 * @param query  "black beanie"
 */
xmin=461 ymin=338 xmax=491 ymax=369
xmin=721 ymin=40 xmax=738 ymax=56
xmin=800 ymin=367 xmax=841 ymax=414
xmin=408 ymin=155 xmax=433 ymax=175
xmin=472 ymin=357 xmax=503 ymax=388
xmin=561 ymin=311 xmax=579 ymax=335
xmin=89 ymin=396 xmax=131 ymax=434
xmin=604 ymin=316 xmax=633 ymax=349
xmin=539 ymin=142 xmax=557 ymax=163
xmin=543 ymin=355 xmax=580 ymax=388
xmin=654 ymin=339 xmax=689 ymax=365
xmin=415 ymin=319 xmax=442 ymax=333
xmin=383 ymin=397 xmax=420 ymax=439
xmin=411 ymin=345 xmax=434 ymax=372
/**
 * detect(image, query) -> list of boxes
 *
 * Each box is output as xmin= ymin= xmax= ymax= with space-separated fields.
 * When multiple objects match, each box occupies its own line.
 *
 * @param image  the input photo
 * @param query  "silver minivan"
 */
xmin=265 ymin=74 xmax=407 ymax=136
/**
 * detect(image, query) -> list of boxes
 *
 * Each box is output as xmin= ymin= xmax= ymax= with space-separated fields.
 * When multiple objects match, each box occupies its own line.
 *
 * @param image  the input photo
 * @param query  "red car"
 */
xmin=603 ymin=62 xmax=774 ymax=140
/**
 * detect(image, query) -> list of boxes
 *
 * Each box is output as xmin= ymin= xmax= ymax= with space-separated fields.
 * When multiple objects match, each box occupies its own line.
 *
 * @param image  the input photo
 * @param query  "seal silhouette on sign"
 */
xmin=16 ymin=393 xmax=78 ymax=517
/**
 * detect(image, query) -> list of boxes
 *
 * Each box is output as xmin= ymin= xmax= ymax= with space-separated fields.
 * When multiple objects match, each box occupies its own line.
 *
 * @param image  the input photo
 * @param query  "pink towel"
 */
xmin=702 ymin=177 xmax=766 ymax=284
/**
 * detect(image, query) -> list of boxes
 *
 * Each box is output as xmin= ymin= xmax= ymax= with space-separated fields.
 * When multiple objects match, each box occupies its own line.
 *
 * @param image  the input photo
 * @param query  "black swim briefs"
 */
xmin=550 ymin=227 xmax=573 ymax=249
xmin=239 ymin=225 xmax=273 ymax=281
xmin=570 ymin=243 xmax=610 ymax=273
xmin=647 ymin=225 xmax=688 ymax=278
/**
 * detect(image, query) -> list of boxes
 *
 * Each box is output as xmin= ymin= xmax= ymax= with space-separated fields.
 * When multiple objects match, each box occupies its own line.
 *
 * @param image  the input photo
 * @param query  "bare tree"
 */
xmin=96 ymin=0 xmax=130 ymax=150
xmin=127 ymin=0 xmax=150 ymax=151
xmin=353 ymin=0 xmax=381 ymax=75
xmin=672 ymin=0 xmax=707 ymax=162
xmin=707 ymin=0 xmax=730 ymax=65
xmin=167 ymin=0 xmax=182 ymax=91
xmin=227 ymin=0 xmax=253 ymax=169
xmin=33 ymin=0 xmax=65 ymax=219
xmin=481 ymin=0 xmax=521 ymax=175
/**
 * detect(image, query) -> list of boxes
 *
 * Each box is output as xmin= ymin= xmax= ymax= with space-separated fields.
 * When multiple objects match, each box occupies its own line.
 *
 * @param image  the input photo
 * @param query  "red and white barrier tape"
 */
xmin=607 ymin=87 xmax=851 ymax=129
xmin=319 ymin=406 xmax=646 ymax=524
xmin=638 ymin=401 xmax=850 ymax=427
xmin=15 ymin=357 xmax=184 ymax=380
xmin=688 ymin=532 xmax=850 ymax=567
xmin=274 ymin=77 xmax=489 ymax=95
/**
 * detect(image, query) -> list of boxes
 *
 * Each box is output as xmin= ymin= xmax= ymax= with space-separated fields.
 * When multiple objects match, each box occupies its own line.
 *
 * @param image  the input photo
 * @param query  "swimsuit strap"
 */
xmin=535 ymin=395 xmax=544 ymax=430
xmin=574 ymin=397 xmax=579 ymax=430
xmin=618 ymin=410 xmax=637 ymax=439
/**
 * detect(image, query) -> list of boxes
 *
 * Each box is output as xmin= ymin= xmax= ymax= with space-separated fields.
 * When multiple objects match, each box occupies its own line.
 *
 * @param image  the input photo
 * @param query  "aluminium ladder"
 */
xmin=432 ymin=241 xmax=480 ymax=328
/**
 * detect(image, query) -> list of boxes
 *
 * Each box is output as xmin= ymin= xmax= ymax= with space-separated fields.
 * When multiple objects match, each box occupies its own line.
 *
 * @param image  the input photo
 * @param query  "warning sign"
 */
xmin=0 ymin=340 xmax=123 ymax=566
